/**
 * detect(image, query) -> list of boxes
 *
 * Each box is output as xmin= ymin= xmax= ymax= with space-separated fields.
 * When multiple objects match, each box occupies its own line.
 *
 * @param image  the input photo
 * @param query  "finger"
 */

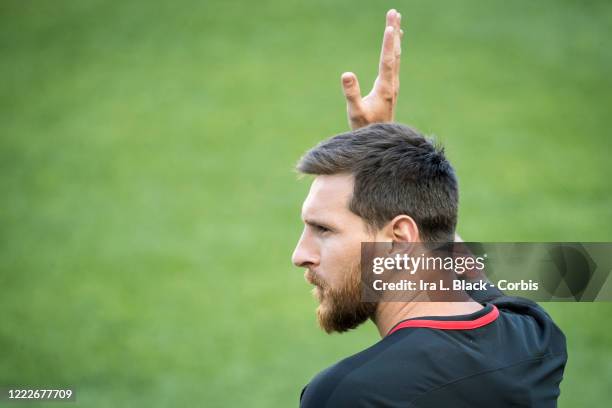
xmin=375 ymin=9 xmax=398 ymax=98
xmin=376 ymin=25 xmax=395 ymax=98
xmin=393 ymin=12 xmax=401 ymax=59
xmin=341 ymin=72 xmax=363 ymax=107
xmin=393 ymin=13 xmax=402 ymax=94
xmin=385 ymin=8 xmax=397 ymax=29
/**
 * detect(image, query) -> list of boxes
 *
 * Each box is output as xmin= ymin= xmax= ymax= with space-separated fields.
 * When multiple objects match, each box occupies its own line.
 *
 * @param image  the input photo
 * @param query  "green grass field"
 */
xmin=1 ymin=0 xmax=611 ymax=406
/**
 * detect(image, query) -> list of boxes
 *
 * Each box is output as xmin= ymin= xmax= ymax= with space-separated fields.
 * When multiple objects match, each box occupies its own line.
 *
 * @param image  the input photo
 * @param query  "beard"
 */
xmin=308 ymin=262 xmax=377 ymax=334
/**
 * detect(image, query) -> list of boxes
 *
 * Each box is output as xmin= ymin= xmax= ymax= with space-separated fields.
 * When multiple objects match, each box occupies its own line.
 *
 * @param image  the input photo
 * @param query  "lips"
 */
xmin=304 ymin=270 xmax=317 ymax=286
xmin=304 ymin=271 xmax=326 ymax=303
xmin=305 ymin=270 xmax=325 ymax=291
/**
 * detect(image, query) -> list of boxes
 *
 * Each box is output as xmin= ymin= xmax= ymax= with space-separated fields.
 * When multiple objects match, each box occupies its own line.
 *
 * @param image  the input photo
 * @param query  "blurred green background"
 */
xmin=1 ymin=0 xmax=611 ymax=406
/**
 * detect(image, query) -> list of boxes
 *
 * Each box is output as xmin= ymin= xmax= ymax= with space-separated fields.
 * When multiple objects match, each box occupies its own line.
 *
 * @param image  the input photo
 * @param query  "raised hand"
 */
xmin=341 ymin=9 xmax=403 ymax=130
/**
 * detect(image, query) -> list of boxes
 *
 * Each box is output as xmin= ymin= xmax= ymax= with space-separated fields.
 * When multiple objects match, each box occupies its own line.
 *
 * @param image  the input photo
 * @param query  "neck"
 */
xmin=372 ymin=297 xmax=483 ymax=338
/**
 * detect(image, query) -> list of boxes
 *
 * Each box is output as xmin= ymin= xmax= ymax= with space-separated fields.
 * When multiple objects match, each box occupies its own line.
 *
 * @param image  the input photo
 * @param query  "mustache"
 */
xmin=304 ymin=270 xmax=327 ymax=288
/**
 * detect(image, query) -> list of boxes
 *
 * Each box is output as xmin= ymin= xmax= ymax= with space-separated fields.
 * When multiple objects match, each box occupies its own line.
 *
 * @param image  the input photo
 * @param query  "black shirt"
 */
xmin=299 ymin=297 xmax=567 ymax=407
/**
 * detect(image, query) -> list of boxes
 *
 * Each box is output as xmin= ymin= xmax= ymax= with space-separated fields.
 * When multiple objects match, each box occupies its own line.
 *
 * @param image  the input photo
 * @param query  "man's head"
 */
xmin=292 ymin=123 xmax=458 ymax=333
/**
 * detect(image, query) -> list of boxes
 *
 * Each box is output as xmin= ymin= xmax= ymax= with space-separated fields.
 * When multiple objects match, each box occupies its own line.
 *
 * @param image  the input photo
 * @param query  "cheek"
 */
xmin=320 ymin=235 xmax=364 ymax=286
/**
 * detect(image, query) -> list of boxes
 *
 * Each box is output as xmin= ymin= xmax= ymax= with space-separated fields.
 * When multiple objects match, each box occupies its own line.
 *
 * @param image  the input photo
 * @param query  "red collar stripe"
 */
xmin=387 ymin=305 xmax=500 ymax=336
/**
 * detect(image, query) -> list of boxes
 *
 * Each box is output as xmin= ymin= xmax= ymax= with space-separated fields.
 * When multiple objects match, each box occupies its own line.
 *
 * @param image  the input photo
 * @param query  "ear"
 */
xmin=373 ymin=215 xmax=421 ymax=257
xmin=389 ymin=215 xmax=420 ymax=243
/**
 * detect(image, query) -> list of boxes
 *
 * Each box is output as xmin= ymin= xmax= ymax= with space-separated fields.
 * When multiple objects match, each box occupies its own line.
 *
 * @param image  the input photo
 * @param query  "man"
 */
xmin=292 ymin=9 xmax=567 ymax=407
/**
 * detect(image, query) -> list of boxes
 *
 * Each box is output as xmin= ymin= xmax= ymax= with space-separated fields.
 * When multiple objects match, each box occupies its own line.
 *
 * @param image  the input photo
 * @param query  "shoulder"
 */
xmin=300 ymin=301 xmax=567 ymax=407
xmin=492 ymin=296 xmax=567 ymax=356
xmin=299 ymin=331 xmax=447 ymax=407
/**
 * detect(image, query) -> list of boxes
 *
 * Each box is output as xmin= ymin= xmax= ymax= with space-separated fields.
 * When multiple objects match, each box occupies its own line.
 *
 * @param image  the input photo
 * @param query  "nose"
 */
xmin=292 ymin=228 xmax=319 ymax=268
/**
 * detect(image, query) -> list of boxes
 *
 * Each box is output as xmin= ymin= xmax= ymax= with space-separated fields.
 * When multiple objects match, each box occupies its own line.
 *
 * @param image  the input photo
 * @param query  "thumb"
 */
xmin=341 ymin=72 xmax=363 ymax=107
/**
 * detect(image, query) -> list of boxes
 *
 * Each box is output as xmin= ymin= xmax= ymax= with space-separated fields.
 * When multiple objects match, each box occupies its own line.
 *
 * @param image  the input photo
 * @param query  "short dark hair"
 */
xmin=296 ymin=123 xmax=458 ymax=242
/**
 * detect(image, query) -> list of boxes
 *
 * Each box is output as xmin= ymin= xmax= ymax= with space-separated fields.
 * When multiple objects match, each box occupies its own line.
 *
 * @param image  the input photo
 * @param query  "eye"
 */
xmin=314 ymin=224 xmax=331 ymax=234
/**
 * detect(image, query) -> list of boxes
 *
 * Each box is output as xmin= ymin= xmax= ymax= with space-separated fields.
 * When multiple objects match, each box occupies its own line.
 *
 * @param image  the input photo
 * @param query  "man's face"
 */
xmin=292 ymin=174 xmax=378 ymax=333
